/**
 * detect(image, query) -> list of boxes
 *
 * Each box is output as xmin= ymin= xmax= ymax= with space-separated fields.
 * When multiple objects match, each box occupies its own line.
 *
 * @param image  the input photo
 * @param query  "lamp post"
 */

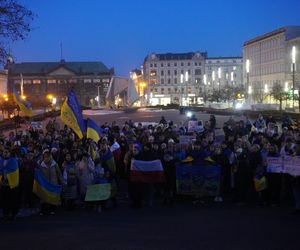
xmin=185 ymin=71 xmax=189 ymax=106
xmin=246 ymin=59 xmax=250 ymax=101
xmin=218 ymin=67 xmax=221 ymax=92
xmin=97 ymin=85 xmax=101 ymax=108
xmin=292 ymin=46 xmax=296 ymax=109
xmin=212 ymin=70 xmax=215 ymax=91
xmin=180 ymin=73 xmax=184 ymax=106
xmin=203 ymin=74 xmax=207 ymax=103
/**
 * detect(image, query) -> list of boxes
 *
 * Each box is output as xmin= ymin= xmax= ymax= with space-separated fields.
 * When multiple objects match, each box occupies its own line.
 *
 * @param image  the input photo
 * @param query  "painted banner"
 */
xmin=266 ymin=157 xmax=283 ymax=173
xmin=176 ymin=163 xmax=221 ymax=197
xmin=85 ymin=183 xmax=111 ymax=201
xmin=284 ymin=156 xmax=300 ymax=177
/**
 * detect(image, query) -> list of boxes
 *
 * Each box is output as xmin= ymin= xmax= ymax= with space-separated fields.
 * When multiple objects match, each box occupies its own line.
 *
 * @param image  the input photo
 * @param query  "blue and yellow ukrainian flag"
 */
xmin=13 ymin=88 xmax=33 ymax=117
xmin=87 ymin=118 xmax=102 ymax=142
xmin=0 ymin=157 xmax=19 ymax=189
xmin=33 ymin=169 xmax=62 ymax=205
xmin=61 ymin=90 xmax=85 ymax=139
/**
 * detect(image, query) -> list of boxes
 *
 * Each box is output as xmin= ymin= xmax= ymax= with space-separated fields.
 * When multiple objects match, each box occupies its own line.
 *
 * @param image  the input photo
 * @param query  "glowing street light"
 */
xmin=264 ymin=84 xmax=268 ymax=94
xmin=248 ymin=85 xmax=252 ymax=95
xmin=291 ymin=46 xmax=296 ymax=109
xmin=246 ymin=59 xmax=250 ymax=100
xmin=212 ymin=70 xmax=215 ymax=90
xmin=218 ymin=67 xmax=221 ymax=91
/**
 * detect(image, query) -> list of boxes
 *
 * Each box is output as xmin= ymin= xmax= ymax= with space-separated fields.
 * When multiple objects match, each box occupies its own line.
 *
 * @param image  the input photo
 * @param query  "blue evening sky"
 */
xmin=11 ymin=0 xmax=300 ymax=76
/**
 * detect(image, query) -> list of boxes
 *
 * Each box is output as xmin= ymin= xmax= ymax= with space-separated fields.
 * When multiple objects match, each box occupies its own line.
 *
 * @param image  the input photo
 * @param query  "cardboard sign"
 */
xmin=85 ymin=183 xmax=111 ymax=201
xmin=179 ymin=135 xmax=195 ymax=145
xmin=188 ymin=121 xmax=198 ymax=132
xmin=267 ymin=157 xmax=283 ymax=173
xmin=284 ymin=156 xmax=300 ymax=177
xmin=31 ymin=121 xmax=43 ymax=129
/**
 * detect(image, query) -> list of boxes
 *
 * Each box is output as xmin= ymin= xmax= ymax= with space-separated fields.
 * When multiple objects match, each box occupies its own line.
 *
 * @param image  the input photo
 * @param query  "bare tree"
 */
xmin=0 ymin=0 xmax=34 ymax=64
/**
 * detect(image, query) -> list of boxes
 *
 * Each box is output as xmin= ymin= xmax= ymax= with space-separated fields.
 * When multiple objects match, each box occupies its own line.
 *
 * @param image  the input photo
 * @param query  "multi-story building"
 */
xmin=6 ymin=59 xmax=114 ymax=107
xmin=143 ymin=52 xmax=207 ymax=106
xmin=0 ymin=69 xmax=8 ymax=96
xmin=204 ymin=57 xmax=243 ymax=91
xmin=243 ymin=26 xmax=300 ymax=104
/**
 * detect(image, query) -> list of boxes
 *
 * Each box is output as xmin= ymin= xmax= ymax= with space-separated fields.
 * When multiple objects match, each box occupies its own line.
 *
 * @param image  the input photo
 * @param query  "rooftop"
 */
xmin=8 ymin=60 xmax=111 ymax=75
xmin=244 ymin=26 xmax=300 ymax=46
xmin=145 ymin=52 xmax=207 ymax=62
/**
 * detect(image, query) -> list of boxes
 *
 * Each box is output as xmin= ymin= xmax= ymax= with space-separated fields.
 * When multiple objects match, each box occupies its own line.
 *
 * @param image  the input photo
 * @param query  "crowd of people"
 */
xmin=0 ymin=113 xmax=300 ymax=221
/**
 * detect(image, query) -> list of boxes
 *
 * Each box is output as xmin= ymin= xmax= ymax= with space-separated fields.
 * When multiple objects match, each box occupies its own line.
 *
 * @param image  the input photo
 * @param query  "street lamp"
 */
xmin=231 ymin=71 xmax=234 ymax=86
xmin=292 ymin=46 xmax=296 ymax=109
xmin=212 ymin=70 xmax=215 ymax=91
xmin=203 ymin=74 xmax=207 ymax=102
xmin=246 ymin=59 xmax=250 ymax=100
xmin=185 ymin=71 xmax=189 ymax=106
xmin=218 ymin=67 xmax=221 ymax=92
xmin=180 ymin=73 xmax=184 ymax=106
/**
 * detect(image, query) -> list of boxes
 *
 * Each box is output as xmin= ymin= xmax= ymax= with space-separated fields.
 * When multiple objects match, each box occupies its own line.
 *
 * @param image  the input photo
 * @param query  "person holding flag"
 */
xmin=13 ymin=88 xmax=33 ymax=117
xmin=61 ymin=90 xmax=85 ymax=139
xmin=0 ymin=148 xmax=19 ymax=221
xmin=87 ymin=118 xmax=102 ymax=143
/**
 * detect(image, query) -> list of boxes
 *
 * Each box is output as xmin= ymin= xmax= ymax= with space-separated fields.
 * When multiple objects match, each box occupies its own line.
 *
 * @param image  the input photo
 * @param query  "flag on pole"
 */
xmin=87 ymin=118 xmax=102 ymax=142
xmin=61 ymin=90 xmax=85 ymax=139
xmin=130 ymin=159 xmax=165 ymax=183
xmin=13 ymin=88 xmax=33 ymax=117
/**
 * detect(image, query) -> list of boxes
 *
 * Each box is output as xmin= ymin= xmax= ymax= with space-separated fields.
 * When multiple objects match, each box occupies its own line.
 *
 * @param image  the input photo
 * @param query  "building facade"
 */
xmin=0 ymin=69 xmax=8 ymax=96
xmin=243 ymin=26 xmax=300 ymax=104
xmin=143 ymin=52 xmax=207 ymax=106
xmin=6 ymin=59 xmax=113 ymax=107
xmin=204 ymin=57 xmax=243 ymax=91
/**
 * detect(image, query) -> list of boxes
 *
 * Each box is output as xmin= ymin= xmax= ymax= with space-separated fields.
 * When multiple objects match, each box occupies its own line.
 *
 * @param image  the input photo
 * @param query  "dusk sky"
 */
xmin=11 ymin=0 xmax=300 ymax=77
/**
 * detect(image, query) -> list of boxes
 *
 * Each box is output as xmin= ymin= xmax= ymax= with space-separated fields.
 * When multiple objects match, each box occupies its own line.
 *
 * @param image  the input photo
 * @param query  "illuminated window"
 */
xmin=102 ymin=79 xmax=110 ymax=83
xmin=93 ymin=79 xmax=101 ymax=83
xmin=150 ymin=79 xmax=157 ymax=84
xmin=47 ymin=79 xmax=56 ymax=84
xmin=150 ymin=70 xmax=157 ymax=77
xmin=69 ymin=79 xmax=77 ymax=83
xmin=24 ymin=80 xmax=31 ymax=84
xmin=84 ymin=79 xmax=92 ymax=83
xmin=33 ymin=80 xmax=41 ymax=84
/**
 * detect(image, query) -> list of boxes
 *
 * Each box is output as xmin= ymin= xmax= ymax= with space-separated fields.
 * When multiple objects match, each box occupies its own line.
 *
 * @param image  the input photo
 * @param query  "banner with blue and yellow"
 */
xmin=60 ymin=90 xmax=85 ymax=139
xmin=0 ymin=157 xmax=19 ymax=189
xmin=33 ymin=169 xmax=62 ymax=205
xmin=13 ymin=88 xmax=33 ymax=117
xmin=87 ymin=118 xmax=102 ymax=142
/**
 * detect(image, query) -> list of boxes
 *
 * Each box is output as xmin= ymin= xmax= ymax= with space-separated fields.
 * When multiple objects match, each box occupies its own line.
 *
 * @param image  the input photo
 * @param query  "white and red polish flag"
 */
xmin=130 ymin=159 xmax=165 ymax=183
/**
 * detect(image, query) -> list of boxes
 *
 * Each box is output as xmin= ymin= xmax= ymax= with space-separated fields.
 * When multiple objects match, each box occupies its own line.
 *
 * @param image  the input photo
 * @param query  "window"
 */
xmin=69 ymin=79 xmax=77 ymax=83
xmin=102 ymin=78 xmax=110 ymax=83
xmin=150 ymin=64 xmax=153 ymax=67
xmin=161 ymin=88 xmax=165 ymax=93
xmin=174 ymin=70 xmax=177 ymax=76
xmin=47 ymin=79 xmax=56 ymax=84
xmin=154 ymin=88 xmax=158 ymax=93
xmin=150 ymin=70 xmax=157 ymax=77
xmin=188 ymin=62 xmax=190 ymax=66
xmin=168 ymin=88 xmax=171 ymax=94
xmin=195 ymin=62 xmax=197 ymax=66
xmin=188 ymin=70 xmax=191 ymax=75
xmin=174 ymin=62 xmax=177 ymax=66
xmin=33 ymin=80 xmax=41 ymax=84
xmin=168 ymin=70 xmax=170 ymax=76
xmin=161 ymin=79 xmax=165 ymax=84
xmin=93 ymin=79 xmax=101 ymax=83
xmin=195 ymin=69 xmax=201 ymax=75
xmin=168 ymin=79 xmax=171 ymax=84
xmin=174 ymin=78 xmax=177 ymax=84
xmin=174 ymin=87 xmax=178 ymax=92
xmin=24 ymin=80 xmax=31 ymax=84
xmin=84 ymin=79 xmax=92 ymax=83
xmin=161 ymin=63 xmax=164 ymax=67
xmin=154 ymin=63 xmax=157 ymax=67
xmin=14 ymin=80 xmax=20 ymax=84
xmin=233 ymin=66 xmax=237 ymax=70
xmin=161 ymin=70 xmax=164 ymax=76
xmin=181 ymin=62 xmax=184 ymax=66
xmin=198 ymin=62 xmax=201 ymax=66
xmin=181 ymin=70 xmax=184 ymax=74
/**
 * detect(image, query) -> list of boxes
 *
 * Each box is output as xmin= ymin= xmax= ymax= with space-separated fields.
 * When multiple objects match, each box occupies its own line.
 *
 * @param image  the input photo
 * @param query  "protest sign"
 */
xmin=85 ymin=183 xmax=111 ymax=201
xmin=176 ymin=163 xmax=221 ymax=197
xmin=267 ymin=157 xmax=283 ymax=173
xmin=30 ymin=121 xmax=43 ymax=129
xmin=284 ymin=156 xmax=300 ymax=177
xmin=188 ymin=121 xmax=198 ymax=132
xmin=179 ymin=135 xmax=195 ymax=145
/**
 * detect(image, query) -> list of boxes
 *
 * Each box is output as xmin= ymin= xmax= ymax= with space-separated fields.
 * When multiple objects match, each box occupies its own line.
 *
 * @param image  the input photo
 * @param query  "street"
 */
xmin=0 ymin=200 xmax=299 ymax=250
